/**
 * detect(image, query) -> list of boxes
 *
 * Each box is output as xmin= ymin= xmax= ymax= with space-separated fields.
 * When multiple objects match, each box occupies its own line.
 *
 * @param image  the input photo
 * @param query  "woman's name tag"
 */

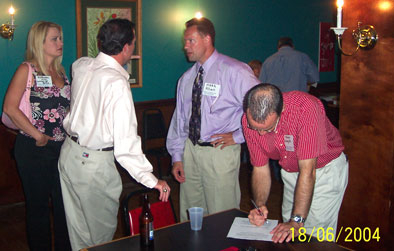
xmin=36 ymin=76 xmax=53 ymax=87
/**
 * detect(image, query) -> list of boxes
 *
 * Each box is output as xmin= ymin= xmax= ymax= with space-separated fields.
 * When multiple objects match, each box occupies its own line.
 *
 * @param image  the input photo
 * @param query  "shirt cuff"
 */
xmin=141 ymin=173 xmax=159 ymax=188
xmin=232 ymin=129 xmax=245 ymax=144
xmin=171 ymin=153 xmax=183 ymax=164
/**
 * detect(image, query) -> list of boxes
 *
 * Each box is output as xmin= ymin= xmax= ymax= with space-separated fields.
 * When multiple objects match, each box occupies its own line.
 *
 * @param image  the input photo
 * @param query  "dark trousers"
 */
xmin=14 ymin=134 xmax=71 ymax=251
xmin=269 ymin=159 xmax=282 ymax=183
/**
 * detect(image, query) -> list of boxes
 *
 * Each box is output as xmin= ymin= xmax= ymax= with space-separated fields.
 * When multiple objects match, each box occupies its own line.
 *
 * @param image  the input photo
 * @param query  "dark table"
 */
xmin=82 ymin=208 xmax=349 ymax=251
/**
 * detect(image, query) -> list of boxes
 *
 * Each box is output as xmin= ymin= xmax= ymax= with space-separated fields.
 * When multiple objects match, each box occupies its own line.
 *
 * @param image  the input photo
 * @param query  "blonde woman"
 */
xmin=3 ymin=21 xmax=71 ymax=250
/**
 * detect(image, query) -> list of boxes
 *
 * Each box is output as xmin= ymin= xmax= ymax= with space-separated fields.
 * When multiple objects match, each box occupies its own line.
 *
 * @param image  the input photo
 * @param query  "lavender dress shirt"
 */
xmin=167 ymin=50 xmax=259 ymax=163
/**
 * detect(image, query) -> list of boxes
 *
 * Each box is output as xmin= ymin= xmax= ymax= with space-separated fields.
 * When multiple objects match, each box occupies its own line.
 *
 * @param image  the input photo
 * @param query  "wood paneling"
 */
xmin=338 ymin=0 xmax=394 ymax=249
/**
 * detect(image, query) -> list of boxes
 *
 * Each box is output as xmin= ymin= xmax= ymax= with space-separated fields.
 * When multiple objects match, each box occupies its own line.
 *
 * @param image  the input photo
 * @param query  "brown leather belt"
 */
xmin=69 ymin=136 xmax=114 ymax=151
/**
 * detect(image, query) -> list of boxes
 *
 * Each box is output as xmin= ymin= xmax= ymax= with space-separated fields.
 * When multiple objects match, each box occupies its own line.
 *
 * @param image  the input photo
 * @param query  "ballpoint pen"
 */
xmin=251 ymin=199 xmax=269 ymax=224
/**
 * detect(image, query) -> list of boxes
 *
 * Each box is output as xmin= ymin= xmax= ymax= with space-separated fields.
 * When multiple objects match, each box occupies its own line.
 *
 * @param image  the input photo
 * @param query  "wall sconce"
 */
xmin=0 ymin=6 xmax=16 ymax=40
xmin=330 ymin=0 xmax=378 ymax=56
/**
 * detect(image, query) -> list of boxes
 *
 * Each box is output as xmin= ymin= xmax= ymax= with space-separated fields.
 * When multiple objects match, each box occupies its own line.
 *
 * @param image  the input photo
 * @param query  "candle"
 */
xmin=9 ymin=6 xmax=15 ymax=26
xmin=337 ymin=0 xmax=344 ymax=28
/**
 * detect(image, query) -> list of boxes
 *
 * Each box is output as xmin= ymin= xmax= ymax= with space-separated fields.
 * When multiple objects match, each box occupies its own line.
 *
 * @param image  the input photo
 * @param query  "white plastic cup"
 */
xmin=188 ymin=207 xmax=204 ymax=231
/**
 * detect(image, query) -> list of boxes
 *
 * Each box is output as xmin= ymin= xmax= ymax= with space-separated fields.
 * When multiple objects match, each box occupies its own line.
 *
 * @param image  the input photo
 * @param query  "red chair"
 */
xmin=122 ymin=188 xmax=177 ymax=236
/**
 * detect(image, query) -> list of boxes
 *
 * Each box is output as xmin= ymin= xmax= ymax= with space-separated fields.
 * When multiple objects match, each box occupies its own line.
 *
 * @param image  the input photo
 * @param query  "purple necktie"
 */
xmin=189 ymin=66 xmax=204 ymax=145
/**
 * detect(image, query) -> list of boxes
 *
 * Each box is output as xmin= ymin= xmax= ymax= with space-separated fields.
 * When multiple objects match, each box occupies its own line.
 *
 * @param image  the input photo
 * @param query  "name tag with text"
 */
xmin=36 ymin=76 xmax=53 ymax=87
xmin=202 ymin=82 xmax=220 ymax=97
xmin=284 ymin=135 xmax=295 ymax=152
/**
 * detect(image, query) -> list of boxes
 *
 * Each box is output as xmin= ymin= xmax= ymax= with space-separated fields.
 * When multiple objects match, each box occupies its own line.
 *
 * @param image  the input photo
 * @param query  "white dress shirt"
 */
xmin=63 ymin=52 xmax=157 ymax=188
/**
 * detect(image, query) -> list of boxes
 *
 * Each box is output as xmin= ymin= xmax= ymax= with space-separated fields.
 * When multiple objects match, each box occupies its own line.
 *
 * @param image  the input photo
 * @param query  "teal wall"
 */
xmin=0 ymin=0 xmax=337 ymax=110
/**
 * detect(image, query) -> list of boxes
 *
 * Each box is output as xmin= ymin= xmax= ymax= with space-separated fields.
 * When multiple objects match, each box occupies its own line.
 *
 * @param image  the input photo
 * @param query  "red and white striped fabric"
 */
xmin=243 ymin=91 xmax=344 ymax=172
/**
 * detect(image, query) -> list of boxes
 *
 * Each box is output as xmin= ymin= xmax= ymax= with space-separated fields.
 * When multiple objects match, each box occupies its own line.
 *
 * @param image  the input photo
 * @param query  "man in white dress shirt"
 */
xmin=58 ymin=19 xmax=170 ymax=250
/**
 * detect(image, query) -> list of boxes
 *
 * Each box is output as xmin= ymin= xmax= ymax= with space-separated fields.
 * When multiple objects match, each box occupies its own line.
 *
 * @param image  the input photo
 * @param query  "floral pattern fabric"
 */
xmin=22 ymin=62 xmax=70 ymax=141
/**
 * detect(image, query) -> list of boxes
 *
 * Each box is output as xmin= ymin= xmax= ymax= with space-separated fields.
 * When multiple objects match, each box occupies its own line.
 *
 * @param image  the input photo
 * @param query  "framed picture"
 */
xmin=76 ymin=0 xmax=142 ymax=88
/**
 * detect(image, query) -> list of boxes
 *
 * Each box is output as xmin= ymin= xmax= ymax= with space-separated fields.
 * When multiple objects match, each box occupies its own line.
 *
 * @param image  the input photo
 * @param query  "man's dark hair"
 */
xmin=97 ymin=19 xmax=135 ymax=55
xmin=243 ymin=83 xmax=283 ymax=123
xmin=186 ymin=17 xmax=215 ymax=46
xmin=277 ymin=37 xmax=294 ymax=49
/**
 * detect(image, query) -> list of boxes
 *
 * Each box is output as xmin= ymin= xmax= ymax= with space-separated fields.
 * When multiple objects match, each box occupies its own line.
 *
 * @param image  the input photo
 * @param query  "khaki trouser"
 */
xmin=281 ymin=152 xmax=349 ymax=239
xmin=180 ymin=139 xmax=241 ymax=221
xmin=58 ymin=137 xmax=122 ymax=251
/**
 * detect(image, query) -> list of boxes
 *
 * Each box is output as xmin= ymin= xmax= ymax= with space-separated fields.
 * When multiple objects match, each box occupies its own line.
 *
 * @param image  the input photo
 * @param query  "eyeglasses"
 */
xmin=247 ymin=116 xmax=280 ymax=134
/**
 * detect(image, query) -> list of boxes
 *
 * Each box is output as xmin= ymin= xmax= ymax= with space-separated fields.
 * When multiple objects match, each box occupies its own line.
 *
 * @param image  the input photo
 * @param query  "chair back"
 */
xmin=142 ymin=109 xmax=167 ymax=150
xmin=122 ymin=188 xmax=177 ymax=236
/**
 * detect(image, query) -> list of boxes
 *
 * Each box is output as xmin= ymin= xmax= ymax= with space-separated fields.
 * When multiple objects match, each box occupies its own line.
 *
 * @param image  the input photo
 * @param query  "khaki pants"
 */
xmin=281 ymin=152 xmax=349 ymax=239
xmin=180 ymin=139 xmax=241 ymax=221
xmin=58 ymin=137 xmax=122 ymax=251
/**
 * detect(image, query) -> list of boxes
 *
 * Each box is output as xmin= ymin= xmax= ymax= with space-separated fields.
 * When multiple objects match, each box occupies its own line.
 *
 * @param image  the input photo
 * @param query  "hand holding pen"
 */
xmin=249 ymin=199 xmax=269 ymax=226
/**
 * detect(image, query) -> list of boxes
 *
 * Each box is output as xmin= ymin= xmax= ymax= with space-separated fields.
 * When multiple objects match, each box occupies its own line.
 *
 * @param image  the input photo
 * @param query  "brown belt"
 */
xmin=69 ymin=136 xmax=114 ymax=151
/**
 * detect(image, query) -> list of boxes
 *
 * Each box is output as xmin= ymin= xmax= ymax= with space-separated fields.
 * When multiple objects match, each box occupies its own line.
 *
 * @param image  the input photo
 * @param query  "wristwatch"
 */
xmin=290 ymin=215 xmax=306 ymax=223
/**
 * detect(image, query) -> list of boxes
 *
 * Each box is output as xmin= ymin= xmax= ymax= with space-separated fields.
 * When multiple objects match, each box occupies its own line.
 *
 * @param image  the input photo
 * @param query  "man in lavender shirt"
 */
xmin=167 ymin=17 xmax=259 ymax=221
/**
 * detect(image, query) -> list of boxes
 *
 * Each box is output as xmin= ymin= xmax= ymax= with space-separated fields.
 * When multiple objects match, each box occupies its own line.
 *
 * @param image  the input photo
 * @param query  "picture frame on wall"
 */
xmin=76 ymin=0 xmax=142 ymax=88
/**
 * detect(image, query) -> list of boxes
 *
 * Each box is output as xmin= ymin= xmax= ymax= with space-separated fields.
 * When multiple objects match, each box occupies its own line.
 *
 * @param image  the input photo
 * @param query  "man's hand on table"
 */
xmin=270 ymin=221 xmax=303 ymax=243
xmin=249 ymin=206 xmax=305 ymax=243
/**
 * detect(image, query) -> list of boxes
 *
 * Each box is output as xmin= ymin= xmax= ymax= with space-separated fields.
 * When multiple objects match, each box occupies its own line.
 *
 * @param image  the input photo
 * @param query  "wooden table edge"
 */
xmin=80 ymin=208 xmax=246 ymax=250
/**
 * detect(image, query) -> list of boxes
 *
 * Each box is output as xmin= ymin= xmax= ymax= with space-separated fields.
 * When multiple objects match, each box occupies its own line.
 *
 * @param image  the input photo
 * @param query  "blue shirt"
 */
xmin=259 ymin=46 xmax=319 ymax=92
xmin=167 ymin=50 xmax=259 ymax=163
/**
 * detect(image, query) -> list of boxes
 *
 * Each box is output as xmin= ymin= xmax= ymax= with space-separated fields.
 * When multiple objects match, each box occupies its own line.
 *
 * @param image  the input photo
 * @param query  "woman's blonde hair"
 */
xmin=26 ymin=21 xmax=64 ymax=76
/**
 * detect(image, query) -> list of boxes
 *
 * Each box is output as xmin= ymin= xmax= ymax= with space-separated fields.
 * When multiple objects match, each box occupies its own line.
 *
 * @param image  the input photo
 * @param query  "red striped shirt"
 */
xmin=243 ymin=91 xmax=344 ymax=172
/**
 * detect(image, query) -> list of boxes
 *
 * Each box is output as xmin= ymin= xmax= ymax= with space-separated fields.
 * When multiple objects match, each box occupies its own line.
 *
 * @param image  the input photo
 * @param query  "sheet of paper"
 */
xmin=227 ymin=217 xmax=278 ymax=242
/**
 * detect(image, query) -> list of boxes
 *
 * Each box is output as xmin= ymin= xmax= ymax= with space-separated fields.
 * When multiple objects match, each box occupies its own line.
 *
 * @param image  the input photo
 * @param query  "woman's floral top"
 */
xmin=22 ymin=62 xmax=70 ymax=141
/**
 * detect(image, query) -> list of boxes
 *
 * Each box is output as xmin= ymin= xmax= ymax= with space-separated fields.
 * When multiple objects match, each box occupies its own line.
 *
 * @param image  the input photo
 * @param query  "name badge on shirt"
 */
xmin=202 ymin=82 xmax=220 ymax=97
xmin=36 ymin=75 xmax=53 ymax=87
xmin=284 ymin=135 xmax=295 ymax=152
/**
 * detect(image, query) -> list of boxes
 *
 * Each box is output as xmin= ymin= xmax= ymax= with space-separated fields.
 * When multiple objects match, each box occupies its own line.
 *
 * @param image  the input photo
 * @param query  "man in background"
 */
xmin=167 ymin=17 xmax=259 ymax=221
xmin=248 ymin=59 xmax=262 ymax=78
xmin=59 ymin=19 xmax=170 ymax=250
xmin=259 ymin=37 xmax=319 ymax=92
